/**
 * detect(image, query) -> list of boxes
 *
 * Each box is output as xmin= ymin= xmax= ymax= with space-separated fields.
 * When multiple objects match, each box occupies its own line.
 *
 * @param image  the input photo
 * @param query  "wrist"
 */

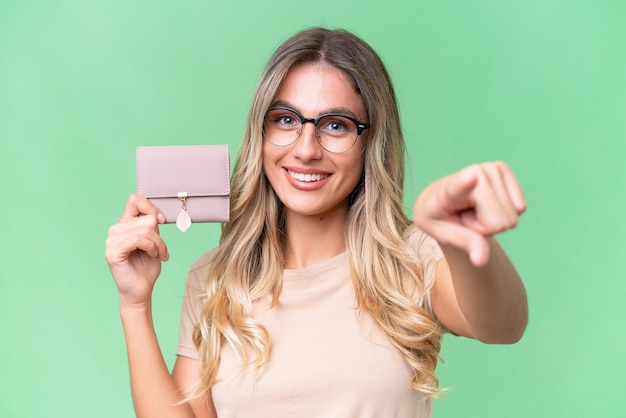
xmin=119 ymin=298 xmax=153 ymax=316
xmin=119 ymin=302 xmax=155 ymax=335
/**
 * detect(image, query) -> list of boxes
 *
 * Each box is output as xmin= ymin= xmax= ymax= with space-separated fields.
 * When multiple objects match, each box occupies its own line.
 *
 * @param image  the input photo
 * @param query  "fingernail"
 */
xmin=157 ymin=213 xmax=165 ymax=223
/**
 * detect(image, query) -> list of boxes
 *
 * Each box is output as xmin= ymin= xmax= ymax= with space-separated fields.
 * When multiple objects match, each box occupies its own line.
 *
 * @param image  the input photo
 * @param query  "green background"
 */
xmin=1 ymin=0 xmax=624 ymax=417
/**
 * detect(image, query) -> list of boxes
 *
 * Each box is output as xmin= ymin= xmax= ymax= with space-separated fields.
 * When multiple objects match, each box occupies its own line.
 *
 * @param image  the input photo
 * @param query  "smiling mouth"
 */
xmin=287 ymin=169 xmax=329 ymax=182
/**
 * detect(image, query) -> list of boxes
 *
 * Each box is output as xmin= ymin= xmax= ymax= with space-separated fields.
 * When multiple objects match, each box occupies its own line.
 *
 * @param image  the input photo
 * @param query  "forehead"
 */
xmin=273 ymin=63 xmax=366 ymax=118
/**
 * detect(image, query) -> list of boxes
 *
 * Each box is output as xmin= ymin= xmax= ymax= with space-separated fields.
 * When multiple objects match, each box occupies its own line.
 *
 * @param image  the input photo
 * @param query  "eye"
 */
xmin=267 ymin=109 xmax=301 ymax=130
xmin=319 ymin=116 xmax=355 ymax=136
xmin=329 ymin=120 xmax=344 ymax=131
xmin=278 ymin=115 xmax=295 ymax=126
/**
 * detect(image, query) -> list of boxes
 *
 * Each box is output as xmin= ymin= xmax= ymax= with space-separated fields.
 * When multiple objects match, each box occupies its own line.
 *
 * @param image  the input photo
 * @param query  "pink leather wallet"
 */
xmin=136 ymin=145 xmax=230 ymax=231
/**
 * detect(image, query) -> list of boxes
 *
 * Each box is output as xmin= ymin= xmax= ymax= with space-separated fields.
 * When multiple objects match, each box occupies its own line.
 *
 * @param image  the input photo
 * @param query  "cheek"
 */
xmin=348 ymin=146 xmax=365 ymax=182
xmin=261 ymin=142 xmax=287 ymax=195
xmin=261 ymin=142 xmax=276 ymax=177
xmin=341 ymin=154 xmax=365 ymax=194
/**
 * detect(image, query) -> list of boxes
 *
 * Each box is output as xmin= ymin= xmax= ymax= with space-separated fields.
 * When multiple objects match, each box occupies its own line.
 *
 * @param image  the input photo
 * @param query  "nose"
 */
xmin=292 ymin=122 xmax=323 ymax=161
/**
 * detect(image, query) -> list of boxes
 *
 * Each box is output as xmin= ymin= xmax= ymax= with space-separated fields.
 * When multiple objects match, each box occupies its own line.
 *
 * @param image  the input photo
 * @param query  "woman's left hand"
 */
xmin=413 ymin=161 xmax=527 ymax=267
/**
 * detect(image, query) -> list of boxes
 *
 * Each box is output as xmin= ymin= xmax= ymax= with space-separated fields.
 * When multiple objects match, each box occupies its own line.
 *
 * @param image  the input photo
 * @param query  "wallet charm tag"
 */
xmin=176 ymin=192 xmax=192 ymax=232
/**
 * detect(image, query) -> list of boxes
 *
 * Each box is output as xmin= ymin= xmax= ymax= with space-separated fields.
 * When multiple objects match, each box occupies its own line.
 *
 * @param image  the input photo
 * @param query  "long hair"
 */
xmin=192 ymin=27 xmax=442 ymax=398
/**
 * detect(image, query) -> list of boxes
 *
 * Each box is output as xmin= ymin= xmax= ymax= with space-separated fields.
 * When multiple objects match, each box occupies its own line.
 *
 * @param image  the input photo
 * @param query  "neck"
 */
xmin=284 ymin=206 xmax=349 ymax=269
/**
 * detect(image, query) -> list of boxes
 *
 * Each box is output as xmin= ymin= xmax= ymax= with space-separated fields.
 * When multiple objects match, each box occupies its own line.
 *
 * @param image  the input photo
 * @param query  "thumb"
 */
xmin=434 ymin=220 xmax=491 ymax=267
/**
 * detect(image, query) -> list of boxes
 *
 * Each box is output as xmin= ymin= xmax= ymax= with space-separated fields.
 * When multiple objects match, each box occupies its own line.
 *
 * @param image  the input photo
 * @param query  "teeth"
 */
xmin=288 ymin=170 xmax=329 ymax=182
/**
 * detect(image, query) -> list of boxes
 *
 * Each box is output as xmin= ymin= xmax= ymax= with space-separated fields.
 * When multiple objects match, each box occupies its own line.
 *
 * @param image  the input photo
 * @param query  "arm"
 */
xmin=120 ymin=304 xmax=196 ymax=417
xmin=173 ymin=356 xmax=217 ymax=418
xmin=105 ymin=194 xmax=215 ymax=417
xmin=413 ymin=162 xmax=528 ymax=343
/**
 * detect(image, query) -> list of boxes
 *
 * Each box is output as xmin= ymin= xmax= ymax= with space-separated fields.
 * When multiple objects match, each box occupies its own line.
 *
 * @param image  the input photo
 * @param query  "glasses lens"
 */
xmin=316 ymin=115 xmax=358 ymax=153
xmin=264 ymin=108 xmax=302 ymax=147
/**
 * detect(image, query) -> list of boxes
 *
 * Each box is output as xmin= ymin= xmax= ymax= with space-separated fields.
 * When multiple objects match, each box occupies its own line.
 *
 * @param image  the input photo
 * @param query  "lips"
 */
xmin=286 ymin=169 xmax=329 ymax=183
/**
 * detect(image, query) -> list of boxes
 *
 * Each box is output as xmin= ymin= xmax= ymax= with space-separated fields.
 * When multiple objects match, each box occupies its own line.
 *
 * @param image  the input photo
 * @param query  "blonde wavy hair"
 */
xmin=192 ymin=27 xmax=442 ymax=398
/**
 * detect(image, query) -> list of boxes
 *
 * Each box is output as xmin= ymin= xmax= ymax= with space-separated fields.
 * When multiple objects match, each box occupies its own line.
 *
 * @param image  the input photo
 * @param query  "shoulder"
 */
xmin=189 ymin=248 xmax=218 ymax=274
xmin=403 ymin=223 xmax=443 ymax=263
xmin=184 ymin=248 xmax=219 ymax=296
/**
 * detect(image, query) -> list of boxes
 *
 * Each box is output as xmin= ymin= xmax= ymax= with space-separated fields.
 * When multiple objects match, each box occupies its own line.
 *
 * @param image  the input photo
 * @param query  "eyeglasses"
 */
xmin=263 ymin=106 xmax=369 ymax=154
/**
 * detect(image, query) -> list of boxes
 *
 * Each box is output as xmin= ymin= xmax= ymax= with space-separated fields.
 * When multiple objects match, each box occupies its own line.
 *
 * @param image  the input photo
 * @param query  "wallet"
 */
xmin=136 ymin=144 xmax=230 ymax=231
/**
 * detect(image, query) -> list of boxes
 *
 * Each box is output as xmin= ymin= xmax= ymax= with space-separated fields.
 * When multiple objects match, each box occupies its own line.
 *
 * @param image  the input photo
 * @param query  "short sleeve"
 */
xmin=175 ymin=250 xmax=214 ymax=360
xmin=403 ymin=224 xmax=444 ymax=316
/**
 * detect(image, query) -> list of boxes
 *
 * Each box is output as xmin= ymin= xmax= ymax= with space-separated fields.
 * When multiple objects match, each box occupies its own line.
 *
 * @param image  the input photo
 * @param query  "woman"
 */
xmin=106 ymin=28 xmax=528 ymax=417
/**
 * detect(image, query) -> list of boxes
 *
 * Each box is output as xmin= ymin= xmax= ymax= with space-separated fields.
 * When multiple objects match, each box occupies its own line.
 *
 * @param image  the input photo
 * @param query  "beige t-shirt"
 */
xmin=176 ymin=225 xmax=443 ymax=418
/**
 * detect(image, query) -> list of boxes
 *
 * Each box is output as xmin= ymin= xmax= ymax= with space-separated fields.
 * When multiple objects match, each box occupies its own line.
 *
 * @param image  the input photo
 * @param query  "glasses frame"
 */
xmin=264 ymin=106 xmax=370 ymax=154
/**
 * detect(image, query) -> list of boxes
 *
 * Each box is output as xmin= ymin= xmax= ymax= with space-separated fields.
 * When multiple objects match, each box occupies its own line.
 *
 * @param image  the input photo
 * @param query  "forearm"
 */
xmin=120 ymin=304 xmax=195 ymax=418
xmin=440 ymin=237 xmax=528 ymax=343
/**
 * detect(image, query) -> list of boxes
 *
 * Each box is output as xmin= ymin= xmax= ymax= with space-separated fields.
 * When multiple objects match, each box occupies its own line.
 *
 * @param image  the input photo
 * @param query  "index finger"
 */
xmin=441 ymin=164 xmax=480 ymax=212
xmin=120 ymin=193 xmax=164 ymax=222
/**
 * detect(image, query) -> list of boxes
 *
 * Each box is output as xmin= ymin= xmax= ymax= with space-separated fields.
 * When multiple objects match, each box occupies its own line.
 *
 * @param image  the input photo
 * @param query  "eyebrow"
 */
xmin=270 ymin=100 xmax=361 ymax=120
